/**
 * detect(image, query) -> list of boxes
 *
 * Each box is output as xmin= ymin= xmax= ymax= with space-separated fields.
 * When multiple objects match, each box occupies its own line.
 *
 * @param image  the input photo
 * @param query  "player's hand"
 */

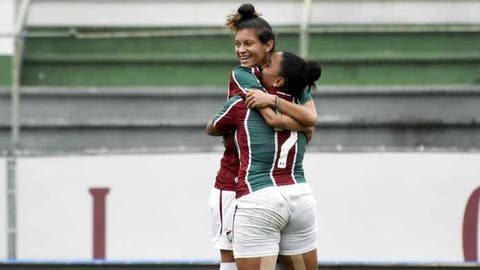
xmin=245 ymin=90 xmax=275 ymax=109
xmin=305 ymin=126 xmax=315 ymax=144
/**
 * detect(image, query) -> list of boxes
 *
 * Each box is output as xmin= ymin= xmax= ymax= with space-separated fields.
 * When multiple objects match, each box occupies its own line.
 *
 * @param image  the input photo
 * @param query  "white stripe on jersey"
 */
xmin=232 ymin=67 xmax=265 ymax=94
xmin=232 ymin=70 xmax=248 ymax=94
xmin=278 ymin=131 xmax=298 ymax=169
xmin=213 ymin=97 xmax=242 ymax=127
xmin=291 ymin=142 xmax=299 ymax=184
xmin=276 ymin=91 xmax=291 ymax=97
xmin=233 ymin=129 xmax=241 ymax=186
xmin=269 ymin=131 xmax=278 ymax=186
xmin=243 ymin=108 xmax=253 ymax=193
xmin=251 ymin=67 xmax=263 ymax=86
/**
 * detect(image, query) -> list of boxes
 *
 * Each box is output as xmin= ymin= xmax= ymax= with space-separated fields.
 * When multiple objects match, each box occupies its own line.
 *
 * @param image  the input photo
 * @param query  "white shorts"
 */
xmin=233 ymin=184 xmax=318 ymax=258
xmin=210 ymin=187 xmax=236 ymax=250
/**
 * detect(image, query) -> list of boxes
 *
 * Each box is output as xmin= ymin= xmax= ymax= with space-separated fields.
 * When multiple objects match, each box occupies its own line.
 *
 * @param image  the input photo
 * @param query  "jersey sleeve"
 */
xmin=228 ymin=66 xmax=265 ymax=97
xmin=298 ymin=88 xmax=313 ymax=104
xmin=211 ymin=95 xmax=243 ymax=132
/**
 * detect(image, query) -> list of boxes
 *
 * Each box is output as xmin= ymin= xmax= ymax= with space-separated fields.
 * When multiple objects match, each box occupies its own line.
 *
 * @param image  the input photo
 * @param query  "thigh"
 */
xmin=210 ymin=188 xmax=236 ymax=250
xmin=278 ymin=249 xmax=317 ymax=270
xmin=236 ymin=255 xmax=278 ymax=270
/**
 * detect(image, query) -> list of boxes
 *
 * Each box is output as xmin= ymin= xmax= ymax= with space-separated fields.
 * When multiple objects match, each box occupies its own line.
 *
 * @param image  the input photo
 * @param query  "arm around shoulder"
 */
xmin=258 ymin=107 xmax=310 ymax=132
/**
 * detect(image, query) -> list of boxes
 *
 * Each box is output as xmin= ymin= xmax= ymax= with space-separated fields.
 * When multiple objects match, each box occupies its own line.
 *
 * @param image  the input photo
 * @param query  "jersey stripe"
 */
xmin=213 ymin=97 xmax=242 ymax=127
xmin=269 ymin=131 xmax=278 ymax=186
xmin=278 ymin=131 xmax=298 ymax=169
xmin=243 ymin=108 xmax=253 ymax=193
xmin=290 ymin=97 xmax=300 ymax=184
xmin=232 ymin=70 xmax=248 ymax=95
xmin=232 ymin=67 xmax=264 ymax=95
xmin=289 ymin=140 xmax=298 ymax=184
xmin=251 ymin=67 xmax=263 ymax=86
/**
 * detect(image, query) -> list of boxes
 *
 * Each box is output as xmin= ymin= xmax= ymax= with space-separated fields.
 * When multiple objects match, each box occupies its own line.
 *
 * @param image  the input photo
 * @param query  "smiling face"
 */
xmin=261 ymin=51 xmax=284 ymax=89
xmin=235 ymin=28 xmax=273 ymax=67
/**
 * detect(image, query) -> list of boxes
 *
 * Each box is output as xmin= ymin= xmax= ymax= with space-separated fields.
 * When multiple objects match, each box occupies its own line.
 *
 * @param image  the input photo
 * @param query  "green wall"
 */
xmin=21 ymin=26 xmax=480 ymax=86
xmin=0 ymin=55 xmax=11 ymax=85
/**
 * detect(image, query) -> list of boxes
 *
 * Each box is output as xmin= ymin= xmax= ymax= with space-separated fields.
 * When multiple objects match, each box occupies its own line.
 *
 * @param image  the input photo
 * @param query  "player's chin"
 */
xmin=239 ymin=59 xmax=255 ymax=67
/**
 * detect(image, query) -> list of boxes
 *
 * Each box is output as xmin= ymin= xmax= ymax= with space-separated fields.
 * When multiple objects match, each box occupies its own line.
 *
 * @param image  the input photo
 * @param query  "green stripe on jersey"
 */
xmin=292 ymin=132 xmax=307 ymax=183
xmin=245 ymin=109 xmax=276 ymax=191
xmin=233 ymin=66 xmax=264 ymax=91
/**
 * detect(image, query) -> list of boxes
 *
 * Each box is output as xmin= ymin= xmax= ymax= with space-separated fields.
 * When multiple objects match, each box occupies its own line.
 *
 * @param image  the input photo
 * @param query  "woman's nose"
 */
xmin=237 ymin=44 xmax=246 ymax=53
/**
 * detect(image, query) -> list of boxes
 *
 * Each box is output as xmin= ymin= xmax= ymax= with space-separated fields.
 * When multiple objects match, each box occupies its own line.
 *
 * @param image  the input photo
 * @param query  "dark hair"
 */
xmin=280 ymin=51 xmax=322 ymax=98
xmin=226 ymin=3 xmax=276 ymax=50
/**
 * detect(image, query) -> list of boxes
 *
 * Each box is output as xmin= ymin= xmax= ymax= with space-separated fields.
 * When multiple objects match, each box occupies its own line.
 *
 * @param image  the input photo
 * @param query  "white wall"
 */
xmin=26 ymin=1 xmax=480 ymax=27
xmin=308 ymin=153 xmax=479 ymax=262
xmin=0 ymin=0 xmax=14 ymax=55
xmin=0 ymin=153 xmax=479 ymax=262
xmin=0 ymin=158 xmax=6 ymax=259
xmin=15 ymin=154 xmax=216 ymax=260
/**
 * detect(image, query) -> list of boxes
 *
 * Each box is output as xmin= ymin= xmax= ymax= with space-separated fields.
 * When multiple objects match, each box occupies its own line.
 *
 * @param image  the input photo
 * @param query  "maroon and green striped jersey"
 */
xmin=212 ymin=66 xmax=312 ymax=198
xmin=214 ymin=66 xmax=262 ymax=191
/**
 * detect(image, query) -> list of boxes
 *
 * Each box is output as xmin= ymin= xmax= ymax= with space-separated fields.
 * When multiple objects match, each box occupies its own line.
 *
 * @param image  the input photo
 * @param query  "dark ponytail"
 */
xmin=280 ymin=52 xmax=322 ymax=98
xmin=302 ymin=60 xmax=322 ymax=91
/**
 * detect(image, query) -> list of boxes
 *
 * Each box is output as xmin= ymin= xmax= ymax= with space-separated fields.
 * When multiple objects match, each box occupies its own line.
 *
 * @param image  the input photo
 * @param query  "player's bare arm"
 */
xmin=258 ymin=108 xmax=315 ymax=143
xmin=258 ymin=107 xmax=308 ymax=131
xmin=245 ymin=89 xmax=317 ymax=126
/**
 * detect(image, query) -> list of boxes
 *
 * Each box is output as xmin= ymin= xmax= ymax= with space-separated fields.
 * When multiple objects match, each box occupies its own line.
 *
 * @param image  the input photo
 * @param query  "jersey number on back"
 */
xmin=277 ymin=131 xmax=298 ymax=168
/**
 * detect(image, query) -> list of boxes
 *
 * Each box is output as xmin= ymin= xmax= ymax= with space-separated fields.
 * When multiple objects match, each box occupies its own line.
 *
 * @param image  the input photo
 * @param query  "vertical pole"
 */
xmin=299 ymin=0 xmax=312 ymax=59
xmin=6 ymin=156 xmax=16 ymax=259
xmin=8 ymin=0 xmax=31 ymax=259
xmin=12 ymin=0 xmax=30 ymax=147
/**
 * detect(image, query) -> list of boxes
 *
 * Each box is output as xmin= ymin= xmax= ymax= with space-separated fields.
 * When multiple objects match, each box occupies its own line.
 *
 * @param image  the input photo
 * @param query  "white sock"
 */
xmin=220 ymin=262 xmax=238 ymax=270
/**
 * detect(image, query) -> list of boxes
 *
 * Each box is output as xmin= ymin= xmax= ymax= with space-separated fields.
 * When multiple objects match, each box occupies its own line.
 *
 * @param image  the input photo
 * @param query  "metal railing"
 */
xmin=7 ymin=0 xmax=32 ymax=260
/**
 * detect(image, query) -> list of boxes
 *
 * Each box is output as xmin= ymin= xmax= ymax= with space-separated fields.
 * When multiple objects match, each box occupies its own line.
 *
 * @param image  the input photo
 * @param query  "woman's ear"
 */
xmin=265 ymin=39 xmax=274 ymax=53
xmin=273 ymin=77 xmax=285 ymax=88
